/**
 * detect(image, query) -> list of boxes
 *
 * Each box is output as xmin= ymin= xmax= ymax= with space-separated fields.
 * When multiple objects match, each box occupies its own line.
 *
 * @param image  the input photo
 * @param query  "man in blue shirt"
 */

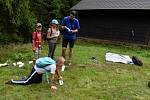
xmin=61 ymin=11 xmax=80 ymax=66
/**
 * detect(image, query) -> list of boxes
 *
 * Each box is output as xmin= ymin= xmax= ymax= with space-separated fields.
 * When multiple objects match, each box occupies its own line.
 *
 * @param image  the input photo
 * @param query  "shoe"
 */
xmin=68 ymin=62 xmax=72 ymax=66
xmin=68 ymin=60 xmax=72 ymax=66
xmin=5 ymin=80 xmax=12 ymax=84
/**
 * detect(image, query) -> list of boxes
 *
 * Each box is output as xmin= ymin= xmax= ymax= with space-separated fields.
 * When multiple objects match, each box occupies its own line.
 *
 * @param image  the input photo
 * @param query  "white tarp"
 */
xmin=105 ymin=52 xmax=133 ymax=64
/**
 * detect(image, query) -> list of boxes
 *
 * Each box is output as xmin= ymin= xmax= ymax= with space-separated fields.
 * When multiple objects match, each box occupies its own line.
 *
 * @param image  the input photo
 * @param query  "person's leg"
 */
xmin=69 ymin=40 xmax=75 ymax=66
xmin=32 ymin=58 xmax=36 ymax=66
xmin=51 ymin=43 xmax=57 ymax=59
xmin=48 ymin=42 xmax=56 ymax=59
xmin=37 ymin=47 xmax=40 ymax=58
xmin=28 ymin=73 xmax=42 ymax=84
xmin=62 ymin=39 xmax=68 ymax=61
xmin=62 ymin=48 xmax=66 ymax=60
xmin=69 ymin=48 xmax=73 ymax=65
xmin=48 ymin=41 xmax=53 ymax=57
xmin=33 ymin=48 xmax=38 ymax=65
xmin=9 ymin=67 xmax=42 ymax=85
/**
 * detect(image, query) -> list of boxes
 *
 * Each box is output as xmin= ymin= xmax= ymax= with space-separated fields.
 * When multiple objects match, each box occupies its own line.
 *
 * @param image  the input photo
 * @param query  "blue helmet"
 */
xmin=51 ymin=19 xmax=59 ymax=25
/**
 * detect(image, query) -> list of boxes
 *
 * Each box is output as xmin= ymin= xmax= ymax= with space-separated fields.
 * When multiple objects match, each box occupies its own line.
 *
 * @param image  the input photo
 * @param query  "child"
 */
xmin=6 ymin=56 xmax=65 ymax=90
xmin=32 ymin=23 xmax=42 ymax=63
xmin=47 ymin=19 xmax=60 ymax=58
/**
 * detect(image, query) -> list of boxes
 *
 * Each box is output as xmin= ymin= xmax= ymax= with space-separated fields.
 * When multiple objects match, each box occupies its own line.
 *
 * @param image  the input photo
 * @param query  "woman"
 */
xmin=47 ymin=19 xmax=60 ymax=58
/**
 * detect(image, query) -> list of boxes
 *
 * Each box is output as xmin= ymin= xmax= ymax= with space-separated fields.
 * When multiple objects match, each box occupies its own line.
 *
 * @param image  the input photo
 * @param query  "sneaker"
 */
xmin=68 ymin=60 xmax=72 ymax=66
xmin=5 ymin=80 xmax=12 ymax=84
xmin=68 ymin=62 xmax=72 ymax=66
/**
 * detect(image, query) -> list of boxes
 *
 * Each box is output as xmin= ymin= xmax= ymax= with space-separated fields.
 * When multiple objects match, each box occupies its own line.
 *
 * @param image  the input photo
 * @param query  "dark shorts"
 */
xmin=62 ymin=38 xmax=75 ymax=48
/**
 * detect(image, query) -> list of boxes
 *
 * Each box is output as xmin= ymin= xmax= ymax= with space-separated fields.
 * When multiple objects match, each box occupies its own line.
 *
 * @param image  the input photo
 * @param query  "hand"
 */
xmin=58 ymin=76 xmax=63 ymax=80
xmin=62 ymin=26 xmax=66 ymax=29
xmin=47 ymin=36 xmax=51 ymax=39
xmin=70 ymin=30 xmax=77 ymax=33
xmin=32 ymin=47 xmax=36 ymax=52
xmin=38 ymin=41 xmax=41 ymax=45
xmin=64 ymin=26 xmax=68 ymax=29
xmin=51 ymin=85 xmax=57 ymax=90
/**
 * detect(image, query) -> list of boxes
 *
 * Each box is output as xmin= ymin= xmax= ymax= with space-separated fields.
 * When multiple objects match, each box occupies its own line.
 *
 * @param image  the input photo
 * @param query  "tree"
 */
xmin=30 ymin=0 xmax=80 ymax=32
xmin=0 ymin=0 xmax=81 ymax=43
xmin=0 ymin=0 xmax=36 ymax=42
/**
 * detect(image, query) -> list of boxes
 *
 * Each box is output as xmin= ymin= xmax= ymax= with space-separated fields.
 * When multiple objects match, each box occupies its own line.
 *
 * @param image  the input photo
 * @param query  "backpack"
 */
xmin=132 ymin=56 xmax=143 ymax=66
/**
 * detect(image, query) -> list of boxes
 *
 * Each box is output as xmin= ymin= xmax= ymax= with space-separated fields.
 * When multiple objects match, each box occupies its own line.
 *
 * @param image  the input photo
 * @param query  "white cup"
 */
xmin=59 ymin=80 xmax=64 ymax=86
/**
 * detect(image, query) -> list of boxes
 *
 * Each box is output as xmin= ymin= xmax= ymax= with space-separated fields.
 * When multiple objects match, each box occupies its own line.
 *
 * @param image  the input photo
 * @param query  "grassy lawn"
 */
xmin=0 ymin=40 xmax=150 ymax=100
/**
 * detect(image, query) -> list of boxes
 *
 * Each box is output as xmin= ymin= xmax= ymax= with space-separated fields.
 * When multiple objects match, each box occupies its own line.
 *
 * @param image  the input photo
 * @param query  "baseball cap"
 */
xmin=36 ymin=23 xmax=42 ymax=27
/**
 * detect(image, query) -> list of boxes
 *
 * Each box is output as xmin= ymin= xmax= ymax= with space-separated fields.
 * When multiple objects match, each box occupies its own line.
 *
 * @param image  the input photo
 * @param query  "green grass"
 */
xmin=1 ymin=40 xmax=150 ymax=100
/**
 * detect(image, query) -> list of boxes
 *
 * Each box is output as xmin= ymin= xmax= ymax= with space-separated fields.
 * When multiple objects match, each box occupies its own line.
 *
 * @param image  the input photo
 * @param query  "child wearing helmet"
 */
xmin=32 ymin=23 xmax=42 ymax=64
xmin=47 ymin=19 xmax=60 ymax=58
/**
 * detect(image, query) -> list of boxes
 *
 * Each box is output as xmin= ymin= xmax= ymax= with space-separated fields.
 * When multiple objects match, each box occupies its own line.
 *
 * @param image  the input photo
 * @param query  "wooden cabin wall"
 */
xmin=78 ymin=10 xmax=150 ymax=45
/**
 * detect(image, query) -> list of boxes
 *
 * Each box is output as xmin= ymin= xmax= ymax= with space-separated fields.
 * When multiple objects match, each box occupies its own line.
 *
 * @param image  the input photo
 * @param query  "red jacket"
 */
xmin=32 ymin=31 xmax=42 ymax=48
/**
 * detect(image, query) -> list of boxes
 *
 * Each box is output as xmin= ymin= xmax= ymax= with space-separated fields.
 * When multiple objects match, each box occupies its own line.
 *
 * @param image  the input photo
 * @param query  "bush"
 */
xmin=0 ymin=0 xmax=36 ymax=43
xmin=0 ymin=34 xmax=24 ymax=44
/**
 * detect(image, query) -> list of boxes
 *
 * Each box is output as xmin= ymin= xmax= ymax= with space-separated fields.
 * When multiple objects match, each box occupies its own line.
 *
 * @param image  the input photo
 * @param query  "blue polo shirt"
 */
xmin=61 ymin=16 xmax=80 ymax=40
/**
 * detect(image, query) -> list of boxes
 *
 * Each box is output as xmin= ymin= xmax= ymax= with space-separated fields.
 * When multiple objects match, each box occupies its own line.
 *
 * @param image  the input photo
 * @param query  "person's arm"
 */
xmin=47 ymin=29 xmax=52 ymax=39
xmin=57 ymin=30 xmax=60 ymax=37
xmin=49 ymin=64 xmax=58 ymax=90
xmin=45 ymin=71 xmax=50 ymax=84
xmin=50 ymin=73 xmax=55 ymax=86
xmin=70 ymin=29 xmax=78 ymax=33
xmin=39 ymin=33 xmax=42 ymax=45
xmin=70 ymin=20 xmax=80 ymax=33
xmin=32 ymin=32 xmax=36 ymax=51
xmin=55 ymin=65 xmax=62 ymax=80
xmin=54 ymin=30 xmax=60 ymax=38
xmin=61 ymin=18 xmax=67 ymax=30
xmin=61 ymin=26 xmax=66 ymax=29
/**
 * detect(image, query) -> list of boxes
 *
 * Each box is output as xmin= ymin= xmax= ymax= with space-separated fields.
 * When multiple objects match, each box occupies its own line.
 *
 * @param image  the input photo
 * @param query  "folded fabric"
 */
xmin=105 ymin=52 xmax=134 ymax=64
xmin=13 ymin=61 xmax=24 ymax=68
xmin=0 ymin=63 xmax=8 ymax=67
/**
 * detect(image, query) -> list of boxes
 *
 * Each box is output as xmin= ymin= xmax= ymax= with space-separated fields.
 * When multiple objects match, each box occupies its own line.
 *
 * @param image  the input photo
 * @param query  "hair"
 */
xmin=57 ymin=56 xmax=65 ymax=63
xmin=70 ymin=11 xmax=77 ymax=16
xmin=49 ymin=24 xmax=59 ymax=31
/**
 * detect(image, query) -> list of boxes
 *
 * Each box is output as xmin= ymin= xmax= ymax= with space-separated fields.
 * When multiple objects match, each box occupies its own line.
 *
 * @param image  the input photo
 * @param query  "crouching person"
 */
xmin=6 ymin=57 xmax=65 ymax=89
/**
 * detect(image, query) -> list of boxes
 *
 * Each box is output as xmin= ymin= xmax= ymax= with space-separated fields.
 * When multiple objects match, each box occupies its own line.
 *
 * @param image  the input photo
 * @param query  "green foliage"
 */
xmin=0 ymin=0 xmax=80 ymax=43
xmin=30 ymin=0 xmax=80 ymax=31
xmin=13 ymin=53 xmax=24 ymax=62
xmin=0 ymin=0 xmax=36 ymax=43
xmin=0 ymin=34 xmax=24 ymax=44
xmin=13 ymin=0 xmax=36 ymax=31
